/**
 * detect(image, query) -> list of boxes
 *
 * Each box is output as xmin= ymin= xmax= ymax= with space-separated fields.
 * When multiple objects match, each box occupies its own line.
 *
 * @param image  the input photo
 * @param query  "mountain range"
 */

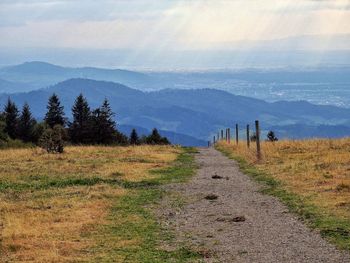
xmin=1 ymin=78 xmax=350 ymax=144
xmin=0 ymin=61 xmax=150 ymax=93
xmin=1 ymin=61 xmax=350 ymax=94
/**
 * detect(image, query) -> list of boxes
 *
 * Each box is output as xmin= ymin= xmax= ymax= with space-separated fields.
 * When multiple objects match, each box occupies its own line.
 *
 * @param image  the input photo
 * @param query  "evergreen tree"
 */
xmin=91 ymin=98 xmax=116 ymax=144
xmin=145 ymin=128 xmax=170 ymax=145
xmin=160 ymin=136 xmax=170 ymax=145
xmin=148 ymin=128 xmax=162 ymax=144
xmin=0 ymin=113 xmax=9 ymax=143
xmin=69 ymin=94 xmax=92 ymax=144
xmin=18 ymin=103 xmax=37 ymax=142
xmin=129 ymin=129 xmax=140 ymax=145
xmin=4 ymin=98 xmax=19 ymax=139
xmin=45 ymin=93 xmax=65 ymax=128
xmin=115 ymin=130 xmax=129 ymax=145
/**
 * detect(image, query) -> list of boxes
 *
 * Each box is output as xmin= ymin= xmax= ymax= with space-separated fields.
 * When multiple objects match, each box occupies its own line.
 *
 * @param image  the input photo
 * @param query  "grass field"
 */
xmin=216 ymin=138 xmax=350 ymax=251
xmin=0 ymin=145 xmax=200 ymax=262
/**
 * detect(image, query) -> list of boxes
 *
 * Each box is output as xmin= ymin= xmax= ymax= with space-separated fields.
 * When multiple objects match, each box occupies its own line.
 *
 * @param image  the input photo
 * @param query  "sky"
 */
xmin=0 ymin=0 xmax=350 ymax=69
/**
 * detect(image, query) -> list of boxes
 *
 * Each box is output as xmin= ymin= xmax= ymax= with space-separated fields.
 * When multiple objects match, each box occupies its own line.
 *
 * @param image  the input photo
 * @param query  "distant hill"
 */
xmin=0 ymin=78 xmax=35 ymax=93
xmin=0 ymin=61 xmax=150 ymax=92
xmin=1 ymin=78 xmax=350 ymax=143
xmin=1 ymin=62 xmax=350 ymax=110
xmin=270 ymin=124 xmax=350 ymax=139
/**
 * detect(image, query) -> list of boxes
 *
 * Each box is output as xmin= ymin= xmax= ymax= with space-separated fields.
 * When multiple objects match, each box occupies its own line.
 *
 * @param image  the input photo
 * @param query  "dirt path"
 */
xmin=158 ymin=148 xmax=350 ymax=263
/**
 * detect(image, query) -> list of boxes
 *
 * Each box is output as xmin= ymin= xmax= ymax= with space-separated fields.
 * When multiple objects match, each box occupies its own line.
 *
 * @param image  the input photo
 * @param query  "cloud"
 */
xmin=0 ymin=0 xmax=349 ymax=52
xmin=1 ymin=0 xmax=348 ymax=26
xmin=0 ymin=0 xmax=172 ymax=26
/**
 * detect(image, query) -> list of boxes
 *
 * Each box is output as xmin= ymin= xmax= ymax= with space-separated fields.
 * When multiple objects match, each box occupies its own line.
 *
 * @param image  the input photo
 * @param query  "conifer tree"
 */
xmin=148 ymin=128 xmax=162 ymax=144
xmin=18 ymin=103 xmax=37 ymax=142
xmin=145 ymin=128 xmax=170 ymax=145
xmin=45 ymin=93 xmax=65 ymax=128
xmin=0 ymin=112 xmax=8 ymax=142
xmin=91 ymin=98 xmax=116 ymax=144
xmin=129 ymin=129 xmax=140 ymax=145
xmin=4 ymin=98 xmax=19 ymax=139
xmin=69 ymin=94 xmax=91 ymax=144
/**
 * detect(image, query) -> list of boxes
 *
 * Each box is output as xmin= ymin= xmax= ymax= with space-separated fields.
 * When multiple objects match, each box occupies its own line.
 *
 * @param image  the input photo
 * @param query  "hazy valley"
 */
xmin=1 ymin=62 xmax=350 ymax=145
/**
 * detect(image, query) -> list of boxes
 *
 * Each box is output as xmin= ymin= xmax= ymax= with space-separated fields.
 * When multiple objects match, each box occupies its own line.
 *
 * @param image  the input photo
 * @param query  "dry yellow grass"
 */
xmin=1 ymin=185 xmax=126 ymax=262
xmin=217 ymin=138 xmax=350 ymax=220
xmin=0 ymin=145 xmax=181 ymax=262
xmin=0 ymin=145 xmax=180 ymax=183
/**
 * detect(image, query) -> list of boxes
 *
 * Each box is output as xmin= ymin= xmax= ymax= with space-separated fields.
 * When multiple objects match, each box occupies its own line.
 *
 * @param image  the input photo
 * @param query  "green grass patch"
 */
xmin=0 ymin=177 xmax=121 ymax=192
xmin=91 ymin=147 xmax=202 ymax=262
xmin=216 ymin=144 xmax=350 ymax=251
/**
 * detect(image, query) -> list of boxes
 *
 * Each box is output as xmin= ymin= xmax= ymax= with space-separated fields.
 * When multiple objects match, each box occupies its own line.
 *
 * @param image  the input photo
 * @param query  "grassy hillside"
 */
xmin=0 ymin=145 xmax=200 ymax=262
xmin=216 ymin=138 xmax=350 ymax=251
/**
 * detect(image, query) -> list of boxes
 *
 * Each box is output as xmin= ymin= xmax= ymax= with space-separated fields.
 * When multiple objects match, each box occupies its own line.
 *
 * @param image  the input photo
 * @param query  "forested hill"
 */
xmin=1 ymin=78 xmax=350 ymax=141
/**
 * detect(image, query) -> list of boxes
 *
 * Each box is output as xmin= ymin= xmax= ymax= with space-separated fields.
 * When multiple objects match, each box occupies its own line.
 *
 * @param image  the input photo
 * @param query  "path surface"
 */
xmin=158 ymin=148 xmax=350 ymax=263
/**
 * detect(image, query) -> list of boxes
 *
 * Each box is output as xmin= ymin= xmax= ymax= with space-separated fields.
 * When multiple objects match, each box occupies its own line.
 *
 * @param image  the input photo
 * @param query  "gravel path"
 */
xmin=158 ymin=148 xmax=350 ymax=263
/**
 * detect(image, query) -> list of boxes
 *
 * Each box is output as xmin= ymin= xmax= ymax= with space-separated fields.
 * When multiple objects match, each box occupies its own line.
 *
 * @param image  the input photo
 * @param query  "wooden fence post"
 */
xmin=228 ymin=128 xmax=231 ymax=144
xmin=246 ymin=124 xmax=250 ymax=148
xmin=217 ymin=132 xmax=220 ymax=142
xmin=255 ymin=120 xmax=261 ymax=159
xmin=221 ymin=130 xmax=224 ymax=140
xmin=235 ymin=124 xmax=239 ymax=145
xmin=213 ymin=136 xmax=216 ymax=145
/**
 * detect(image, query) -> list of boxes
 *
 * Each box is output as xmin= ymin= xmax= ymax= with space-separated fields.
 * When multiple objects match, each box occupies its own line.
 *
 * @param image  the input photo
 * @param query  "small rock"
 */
xmin=198 ymin=249 xmax=212 ymax=258
xmin=212 ymin=174 xmax=223 ymax=179
xmin=206 ymin=214 xmax=216 ymax=217
xmin=216 ymin=216 xmax=246 ymax=222
xmin=230 ymin=216 xmax=246 ymax=222
xmin=205 ymin=194 xmax=218 ymax=200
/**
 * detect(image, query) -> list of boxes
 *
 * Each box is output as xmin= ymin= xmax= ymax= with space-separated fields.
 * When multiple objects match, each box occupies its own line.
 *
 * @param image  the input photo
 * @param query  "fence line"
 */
xmin=246 ymin=124 xmax=250 ymax=148
xmin=210 ymin=120 xmax=261 ymax=160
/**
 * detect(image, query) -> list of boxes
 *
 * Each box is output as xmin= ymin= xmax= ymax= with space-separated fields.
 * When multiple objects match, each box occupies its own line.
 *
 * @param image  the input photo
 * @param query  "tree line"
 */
xmin=0 ymin=93 xmax=169 ymax=152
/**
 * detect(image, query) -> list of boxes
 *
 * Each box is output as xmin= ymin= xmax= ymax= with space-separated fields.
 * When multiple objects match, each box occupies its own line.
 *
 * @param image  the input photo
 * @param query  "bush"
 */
xmin=39 ymin=125 xmax=66 ymax=153
xmin=267 ymin=131 xmax=278 ymax=142
xmin=0 ymin=139 xmax=32 ymax=149
xmin=250 ymin=132 xmax=257 ymax=142
xmin=32 ymin=122 xmax=46 ymax=144
xmin=0 ymin=120 xmax=8 ymax=143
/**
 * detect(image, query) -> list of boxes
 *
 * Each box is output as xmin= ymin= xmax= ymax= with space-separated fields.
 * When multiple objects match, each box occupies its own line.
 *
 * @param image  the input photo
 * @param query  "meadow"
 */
xmin=216 ymin=138 xmax=350 ymax=250
xmin=0 ymin=145 xmax=199 ymax=262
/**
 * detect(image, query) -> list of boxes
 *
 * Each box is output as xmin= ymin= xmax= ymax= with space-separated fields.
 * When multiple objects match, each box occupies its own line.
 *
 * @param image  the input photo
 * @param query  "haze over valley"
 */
xmin=1 ymin=63 xmax=350 ymax=145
